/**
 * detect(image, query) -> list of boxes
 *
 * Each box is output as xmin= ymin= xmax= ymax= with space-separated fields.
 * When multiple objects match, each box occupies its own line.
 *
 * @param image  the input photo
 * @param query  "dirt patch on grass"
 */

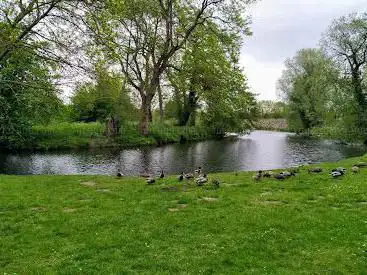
xmin=31 ymin=207 xmax=47 ymax=212
xmin=256 ymin=200 xmax=284 ymax=206
xmin=96 ymin=189 xmax=111 ymax=193
xmin=63 ymin=208 xmax=76 ymax=213
xmin=178 ymin=204 xmax=187 ymax=209
xmin=201 ymin=197 xmax=218 ymax=202
xmin=161 ymin=186 xmax=180 ymax=192
xmin=168 ymin=208 xmax=180 ymax=212
xmin=80 ymin=181 xmax=96 ymax=187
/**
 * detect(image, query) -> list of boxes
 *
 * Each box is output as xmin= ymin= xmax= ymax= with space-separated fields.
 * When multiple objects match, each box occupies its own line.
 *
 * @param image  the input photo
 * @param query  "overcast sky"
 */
xmin=240 ymin=0 xmax=367 ymax=101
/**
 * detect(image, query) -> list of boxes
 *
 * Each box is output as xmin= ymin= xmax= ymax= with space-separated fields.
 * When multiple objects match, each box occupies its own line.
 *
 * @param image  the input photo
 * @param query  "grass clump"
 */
xmin=1 ymin=154 xmax=367 ymax=273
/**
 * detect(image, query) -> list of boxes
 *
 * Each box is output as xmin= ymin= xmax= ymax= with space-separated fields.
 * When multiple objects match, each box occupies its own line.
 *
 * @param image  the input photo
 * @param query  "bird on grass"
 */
xmin=308 ymin=168 xmax=323 ymax=173
xmin=280 ymin=171 xmax=296 ymax=178
xmin=353 ymin=162 xmax=367 ymax=168
xmin=116 ymin=169 xmax=123 ymax=178
xmin=184 ymin=173 xmax=194 ymax=179
xmin=352 ymin=166 xmax=360 ymax=173
xmin=253 ymin=170 xmax=263 ymax=181
xmin=196 ymin=174 xmax=208 ymax=186
xmin=178 ymin=172 xmax=184 ymax=181
xmin=274 ymin=174 xmax=286 ymax=180
xmin=146 ymin=177 xmax=156 ymax=185
xmin=330 ymin=171 xmax=343 ymax=178
xmin=332 ymin=167 xmax=346 ymax=175
xmin=194 ymin=167 xmax=202 ymax=175
xmin=263 ymin=171 xmax=273 ymax=178
xmin=159 ymin=170 xmax=165 ymax=179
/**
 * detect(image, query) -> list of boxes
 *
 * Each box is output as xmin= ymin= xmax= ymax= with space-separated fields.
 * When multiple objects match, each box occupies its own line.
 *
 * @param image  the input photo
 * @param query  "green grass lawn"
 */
xmin=1 ymin=155 xmax=367 ymax=274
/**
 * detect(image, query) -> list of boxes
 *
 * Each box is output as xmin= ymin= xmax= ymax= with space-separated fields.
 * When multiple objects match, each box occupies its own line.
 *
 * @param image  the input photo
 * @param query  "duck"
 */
xmin=159 ymin=170 xmax=165 ymax=179
xmin=352 ymin=166 xmax=360 ymax=173
xmin=116 ymin=169 xmax=123 ymax=178
xmin=353 ymin=162 xmax=367 ymax=168
xmin=253 ymin=170 xmax=263 ymax=181
xmin=178 ymin=172 xmax=184 ymax=181
xmin=194 ymin=167 xmax=202 ymax=174
xmin=274 ymin=174 xmax=286 ymax=180
xmin=330 ymin=171 xmax=343 ymax=178
xmin=308 ymin=167 xmax=323 ymax=173
xmin=184 ymin=173 xmax=194 ymax=179
xmin=146 ymin=177 xmax=156 ymax=185
xmin=280 ymin=171 xmax=295 ymax=178
xmin=196 ymin=174 xmax=208 ymax=186
xmin=332 ymin=167 xmax=346 ymax=175
xmin=263 ymin=171 xmax=273 ymax=178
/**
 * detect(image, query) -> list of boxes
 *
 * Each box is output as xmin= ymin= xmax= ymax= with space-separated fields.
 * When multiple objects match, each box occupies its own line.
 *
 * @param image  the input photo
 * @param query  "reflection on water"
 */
xmin=0 ymin=131 xmax=365 ymax=175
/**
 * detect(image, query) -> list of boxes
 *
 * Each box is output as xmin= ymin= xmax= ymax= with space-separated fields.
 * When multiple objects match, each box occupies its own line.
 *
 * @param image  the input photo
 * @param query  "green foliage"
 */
xmin=1 ymin=154 xmax=367 ymax=273
xmin=278 ymin=48 xmax=340 ymax=133
xmin=257 ymin=101 xmax=287 ymax=119
xmin=0 ymin=47 xmax=61 ymax=148
xmin=71 ymin=68 xmax=138 ymax=123
xmin=168 ymin=23 xmax=256 ymax=132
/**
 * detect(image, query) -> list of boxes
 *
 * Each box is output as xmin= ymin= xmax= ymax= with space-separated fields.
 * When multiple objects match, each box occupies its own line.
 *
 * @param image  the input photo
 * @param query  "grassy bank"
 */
xmin=254 ymin=118 xmax=291 ymax=132
xmin=1 ymin=155 xmax=367 ymax=274
xmin=23 ymin=122 xmax=214 ymax=151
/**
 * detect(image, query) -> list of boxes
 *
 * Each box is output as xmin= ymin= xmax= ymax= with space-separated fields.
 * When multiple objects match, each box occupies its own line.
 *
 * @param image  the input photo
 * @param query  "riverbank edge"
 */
xmin=0 ymin=125 xmax=220 ymax=152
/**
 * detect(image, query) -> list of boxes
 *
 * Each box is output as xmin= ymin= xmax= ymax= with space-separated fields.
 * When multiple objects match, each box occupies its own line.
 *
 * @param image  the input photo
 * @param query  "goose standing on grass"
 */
xmin=274 ymin=174 xmax=286 ymax=180
xmin=263 ymin=171 xmax=273 ymax=178
xmin=116 ymin=169 xmax=123 ymax=178
xmin=178 ymin=172 xmax=184 ymax=181
xmin=159 ymin=170 xmax=165 ymax=179
xmin=308 ymin=168 xmax=323 ymax=173
xmin=253 ymin=171 xmax=262 ymax=181
xmin=194 ymin=167 xmax=202 ymax=175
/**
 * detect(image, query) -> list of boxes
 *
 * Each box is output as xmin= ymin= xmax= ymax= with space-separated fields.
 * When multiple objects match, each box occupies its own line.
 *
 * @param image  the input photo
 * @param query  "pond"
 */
xmin=0 ymin=131 xmax=365 ymax=176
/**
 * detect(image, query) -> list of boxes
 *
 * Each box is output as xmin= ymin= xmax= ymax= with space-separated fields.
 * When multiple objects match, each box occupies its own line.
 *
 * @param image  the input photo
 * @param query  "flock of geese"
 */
xmin=253 ymin=161 xmax=367 ymax=181
xmin=116 ymin=167 xmax=209 ymax=186
xmin=115 ymin=161 xmax=367 ymax=185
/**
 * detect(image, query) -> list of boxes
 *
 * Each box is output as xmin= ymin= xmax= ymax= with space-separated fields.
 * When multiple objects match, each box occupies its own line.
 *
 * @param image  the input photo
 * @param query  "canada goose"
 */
xmin=330 ymin=171 xmax=343 ymax=178
xmin=353 ymin=162 xmax=367 ymax=168
xmin=184 ymin=173 xmax=194 ymax=179
xmin=253 ymin=170 xmax=262 ymax=181
xmin=280 ymin=171 xmax=295 ymax=178
xmin=159 ymin=170 xmax=165 ymax=179
xmin=196 ymin=174 xmax=208 ymax=186
xmin=146 ymin=177 xmax=156 ymax=185
xmin=116 ymin=169 xmax=123 ymax=178
xmin=194 ymin=167 xmax=202 ymax=174
xmin=178 ymin=172 xmax=184 ymax=181
xmin=332 ymin=167 xmax=346 ymax=175
xmin=308 ymin=168 xmax=323 ymax=173
xmin=274 ymin=174 xmax=286 ymax=180
xmin=263 ymin=171 xmax=273 ymax=178
xmin=352 ymin=166 xmax=360 ymax=173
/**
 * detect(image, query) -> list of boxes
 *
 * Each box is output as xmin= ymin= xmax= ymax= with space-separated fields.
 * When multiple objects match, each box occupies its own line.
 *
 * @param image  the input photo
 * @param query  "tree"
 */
xmin=0 ymin=47 xmax=61 ymax=148
xmin=277 ymin=49 xmax=339 ymax=132
xmin=71 ymin=67 xmax=138 ymax=123
xmin=86 ymin=0 xmax=255 ymax=135
xmin=321 ymin=13 xmax=367 ymax=130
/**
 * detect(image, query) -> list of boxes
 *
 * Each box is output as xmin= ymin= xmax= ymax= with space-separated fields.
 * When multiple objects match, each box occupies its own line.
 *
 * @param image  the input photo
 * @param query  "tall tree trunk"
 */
xmin=158 ymin=81 xmax=164 ymax=123
xmin=139 ymin=95 xmax=153 ymax=136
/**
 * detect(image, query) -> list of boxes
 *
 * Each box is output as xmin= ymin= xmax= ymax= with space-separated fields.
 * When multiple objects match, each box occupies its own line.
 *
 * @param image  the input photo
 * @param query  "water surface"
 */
xmin=0 ymin=131 xmax=365 ymax=175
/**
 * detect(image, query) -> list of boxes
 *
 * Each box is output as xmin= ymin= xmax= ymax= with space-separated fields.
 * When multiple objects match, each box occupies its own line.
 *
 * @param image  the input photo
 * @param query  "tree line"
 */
xmin=0 ymin=0 xmax=257 ymax=148
xmin=277 ymin=13 xmax=367 ymax=142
